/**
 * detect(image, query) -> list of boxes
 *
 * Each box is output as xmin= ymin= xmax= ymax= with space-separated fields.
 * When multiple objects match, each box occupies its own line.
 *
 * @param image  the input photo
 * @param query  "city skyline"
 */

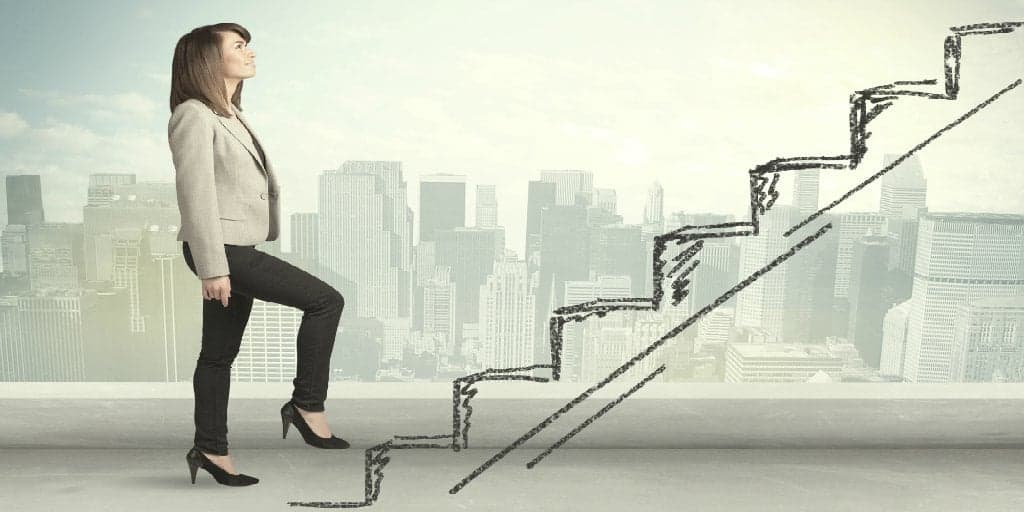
xmin=3 ymin=150 xmax=1023 ymax=384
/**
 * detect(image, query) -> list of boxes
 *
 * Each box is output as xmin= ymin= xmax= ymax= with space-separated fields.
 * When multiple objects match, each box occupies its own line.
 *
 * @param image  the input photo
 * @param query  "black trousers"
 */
xmin=182 ymin=242 xmax=345 ymax=455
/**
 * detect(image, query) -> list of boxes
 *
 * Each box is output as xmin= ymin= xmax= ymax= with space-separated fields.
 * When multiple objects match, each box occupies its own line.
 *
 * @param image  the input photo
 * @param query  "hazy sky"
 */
xmin=1 ymin=0 xmax=1023 ymax=253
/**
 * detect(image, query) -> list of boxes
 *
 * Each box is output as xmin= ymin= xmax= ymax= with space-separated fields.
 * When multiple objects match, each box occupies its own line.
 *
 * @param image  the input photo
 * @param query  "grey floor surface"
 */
xmin=3 ymin=398 xmax=1024 ymax=510
xmin=2 ymin=448 xmax=1024 ymax=511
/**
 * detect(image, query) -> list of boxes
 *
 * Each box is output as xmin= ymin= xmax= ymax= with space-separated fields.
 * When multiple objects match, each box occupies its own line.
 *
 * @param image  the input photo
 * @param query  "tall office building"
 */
xmin=903 ymin=213 xmax=1024 ymax=382
xmin=879 ymin=153 xmax=927 ymax=217
xmin=419 ymin=174 xmax=466 ymax=243
xmin=834 ymin=212 xmax=887 ymax=299
xmin=688 ymin=237 xmax=741 ymax=316
xmin=479 ymin=258 xmax=536 ymax=369
xmin=319 ymin=162 xmax=412 ymax=320
xmin=524 ymin=180 xmax=557 ymax=270
xmin=422 ymin=266 xmax=456 ymax=358
xmin=290 ymin=212 xmax=318 ymax=263
xmin=791 ymin=169 xmax=820 ymax=217
xmin=642 ymin=181 xmax=665 ymax=233
xmin=475 ymin=184 xmax=498 ymax=228
xmin=588 ymin=224 xmax=645 ymax=296
xmin=5 ymin=174 xmax=44 ymax=226
xmin=640 ymin=182 xmax=666 ymax=294
xmin=879 ymin=300 xmax=911 ymax=379
xmin=534 ymin=204 xmax=590 ymax=362
xmin=540 ymin=170 xmax=593 ymax=207
xmin=846 ymin=234 xmax=894 ymax=368
xmin=734 ymin=205 xmax=797 ymax=340
xmin=883 ymin=209 xmax=925 ymax=303
xmin=950 ymin=297 xmax=1024 ymax=382
xmin=435 ymin=227 xmax=502 ymax=346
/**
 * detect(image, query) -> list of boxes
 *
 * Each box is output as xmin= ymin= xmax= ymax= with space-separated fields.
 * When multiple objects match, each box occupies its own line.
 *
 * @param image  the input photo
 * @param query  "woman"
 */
xmin=168 ymin=23 xmax=350 ymax=488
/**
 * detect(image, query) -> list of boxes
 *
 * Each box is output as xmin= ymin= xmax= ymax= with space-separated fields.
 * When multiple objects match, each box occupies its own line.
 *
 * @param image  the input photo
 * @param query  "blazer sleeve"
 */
xmin=168 ymin=102 xmax=230 ymax=280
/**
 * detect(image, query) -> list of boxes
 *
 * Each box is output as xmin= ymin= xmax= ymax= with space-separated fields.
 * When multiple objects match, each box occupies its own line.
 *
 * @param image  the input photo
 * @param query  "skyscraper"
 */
xmin=846 ymin=233 xmax=894 ymax=368
xmin=879 ymin=153 xmax=927 ymax=217
xmin=642 ymin=181 xmax=664 ymax=232
xmin=290 ymin=212 xmax=318 ymax=263
xmin=834 ymin=212 xmax=887 ymax=299
xmin=524 ymin=180 xmax=556 ymax=271
xmin=540 ymin=170 xmax=593 ymax=207
xmin=479 ymin=258 xmax=536 ymax=369
xmin=534 ymin=204 xmax=590 ymax=360
xmin=588 ymin=224 xmax=645 ymax=296
xmin=791 ymin=169 xmax=820 ymax=217
xmin=419 ymin=174 xmax=466 ymax=243
xmin=879 ymin=300 xmax=911 ymax=379
xmin=903 ymin=213 xmax=1024 ymax=382
xmin=475 ymin=184 xmax=498 ymax=228
xmin=735 ymin=205 xmax=797 ymax=340
xmin=5 ymin=174 xmax=44 ymax=226
xmin=319 ymin=162 xmax=412 ymax=320
xmin=435 ymin=227 xmax=502 ymax=347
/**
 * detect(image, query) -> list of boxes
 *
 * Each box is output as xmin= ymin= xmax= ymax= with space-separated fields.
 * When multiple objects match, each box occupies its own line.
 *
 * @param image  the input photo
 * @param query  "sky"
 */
xmin=1 ymin=0 xmax=1023 ymax=253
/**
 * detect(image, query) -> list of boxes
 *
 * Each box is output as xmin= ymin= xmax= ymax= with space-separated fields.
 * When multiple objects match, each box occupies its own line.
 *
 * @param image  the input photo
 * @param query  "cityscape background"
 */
xmin=1 ymin=1 xmax=1023 ymax=385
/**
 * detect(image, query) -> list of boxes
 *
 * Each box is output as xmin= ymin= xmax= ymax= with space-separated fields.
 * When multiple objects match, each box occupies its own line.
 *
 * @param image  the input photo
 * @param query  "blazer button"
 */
xmin=258 ymin=192 xmax=267 ymax=200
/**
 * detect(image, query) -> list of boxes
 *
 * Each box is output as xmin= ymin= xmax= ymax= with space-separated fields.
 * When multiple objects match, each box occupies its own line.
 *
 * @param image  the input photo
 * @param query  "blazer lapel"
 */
xmin=217 ymin=105 xmax=273 ymax=180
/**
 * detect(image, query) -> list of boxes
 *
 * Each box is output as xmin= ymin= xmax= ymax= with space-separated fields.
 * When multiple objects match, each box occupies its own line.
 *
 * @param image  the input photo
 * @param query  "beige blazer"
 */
xmin=168 ymin=98 xmax=281 ymax=279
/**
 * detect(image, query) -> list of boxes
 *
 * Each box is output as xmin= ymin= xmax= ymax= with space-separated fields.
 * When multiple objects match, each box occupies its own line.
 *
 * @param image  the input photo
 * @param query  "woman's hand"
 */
xmin=202 ymin=275 xmax=232 ymax=307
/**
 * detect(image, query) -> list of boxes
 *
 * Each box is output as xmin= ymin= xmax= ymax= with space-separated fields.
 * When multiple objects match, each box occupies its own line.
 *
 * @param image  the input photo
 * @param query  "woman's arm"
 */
xmin=168 ymin=102 xmax=230 ymax=279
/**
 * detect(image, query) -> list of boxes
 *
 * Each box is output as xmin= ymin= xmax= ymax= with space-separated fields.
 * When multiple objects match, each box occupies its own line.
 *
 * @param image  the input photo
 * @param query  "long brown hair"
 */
xmin=169 ymin=23 xmax=251 ymax=117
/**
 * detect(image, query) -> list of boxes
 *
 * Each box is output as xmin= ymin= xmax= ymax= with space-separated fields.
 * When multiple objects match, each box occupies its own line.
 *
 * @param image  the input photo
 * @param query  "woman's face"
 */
xmin=219 ymin=31 xmax=255 ymax=80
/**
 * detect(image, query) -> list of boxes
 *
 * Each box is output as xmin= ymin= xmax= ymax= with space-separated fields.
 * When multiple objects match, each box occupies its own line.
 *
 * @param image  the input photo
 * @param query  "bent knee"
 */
xmin=323 ymin=288 xmax=345 ymax=312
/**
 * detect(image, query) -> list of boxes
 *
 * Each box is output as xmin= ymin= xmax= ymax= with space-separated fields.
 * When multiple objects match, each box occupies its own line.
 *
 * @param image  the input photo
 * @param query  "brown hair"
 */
xmin=169 ymin=23 xmax=251 ymax=117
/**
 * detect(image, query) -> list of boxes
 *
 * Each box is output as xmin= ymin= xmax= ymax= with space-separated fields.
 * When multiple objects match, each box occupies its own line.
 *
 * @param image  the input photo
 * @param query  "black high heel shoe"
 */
xmin=186 ymin=447 xmax=259 ymax=486
xmin=280 ymin=400 xmax=351 ymax=449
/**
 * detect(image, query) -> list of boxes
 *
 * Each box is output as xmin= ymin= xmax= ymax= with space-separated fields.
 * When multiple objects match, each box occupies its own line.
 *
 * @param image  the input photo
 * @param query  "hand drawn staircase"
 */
xmin=285 ymin=21 xmax=1024 ymax=508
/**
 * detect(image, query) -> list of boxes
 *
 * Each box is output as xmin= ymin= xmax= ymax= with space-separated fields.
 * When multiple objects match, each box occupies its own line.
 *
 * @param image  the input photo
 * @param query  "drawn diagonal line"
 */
xmin=784 ymin=77 xmax=1022 ymax=237
xmin=525 ymin=364 xmax=668 ymax=469
xmin=448 ymin=222 xmax=833 ymax=495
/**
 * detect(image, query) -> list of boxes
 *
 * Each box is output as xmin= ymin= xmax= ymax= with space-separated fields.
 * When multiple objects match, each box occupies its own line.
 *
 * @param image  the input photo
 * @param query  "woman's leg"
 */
xmin=182 ymin=242 xmax=255 ymax=455
xmin=209 ymin=245 xmax=345 ymax=413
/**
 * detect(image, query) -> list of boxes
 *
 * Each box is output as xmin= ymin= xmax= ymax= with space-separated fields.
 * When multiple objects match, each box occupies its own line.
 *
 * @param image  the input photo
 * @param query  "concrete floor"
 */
xmin=2 ymin=448 xmax=1024 ymax=511
xmin=3 ymin=394 xmax=1024 ymax=510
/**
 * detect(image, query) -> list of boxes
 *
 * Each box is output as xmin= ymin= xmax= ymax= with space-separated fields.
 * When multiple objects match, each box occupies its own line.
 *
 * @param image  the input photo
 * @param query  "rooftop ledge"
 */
xmin=3 ymin=382 xmax=1024 ymax=399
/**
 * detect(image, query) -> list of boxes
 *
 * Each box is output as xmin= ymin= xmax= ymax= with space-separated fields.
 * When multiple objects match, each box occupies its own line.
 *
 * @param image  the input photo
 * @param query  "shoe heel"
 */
xmin=281 ymin=403 xmax=292 ymax=439
xmin=186 ymin=450 xmax=200 ymax=484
